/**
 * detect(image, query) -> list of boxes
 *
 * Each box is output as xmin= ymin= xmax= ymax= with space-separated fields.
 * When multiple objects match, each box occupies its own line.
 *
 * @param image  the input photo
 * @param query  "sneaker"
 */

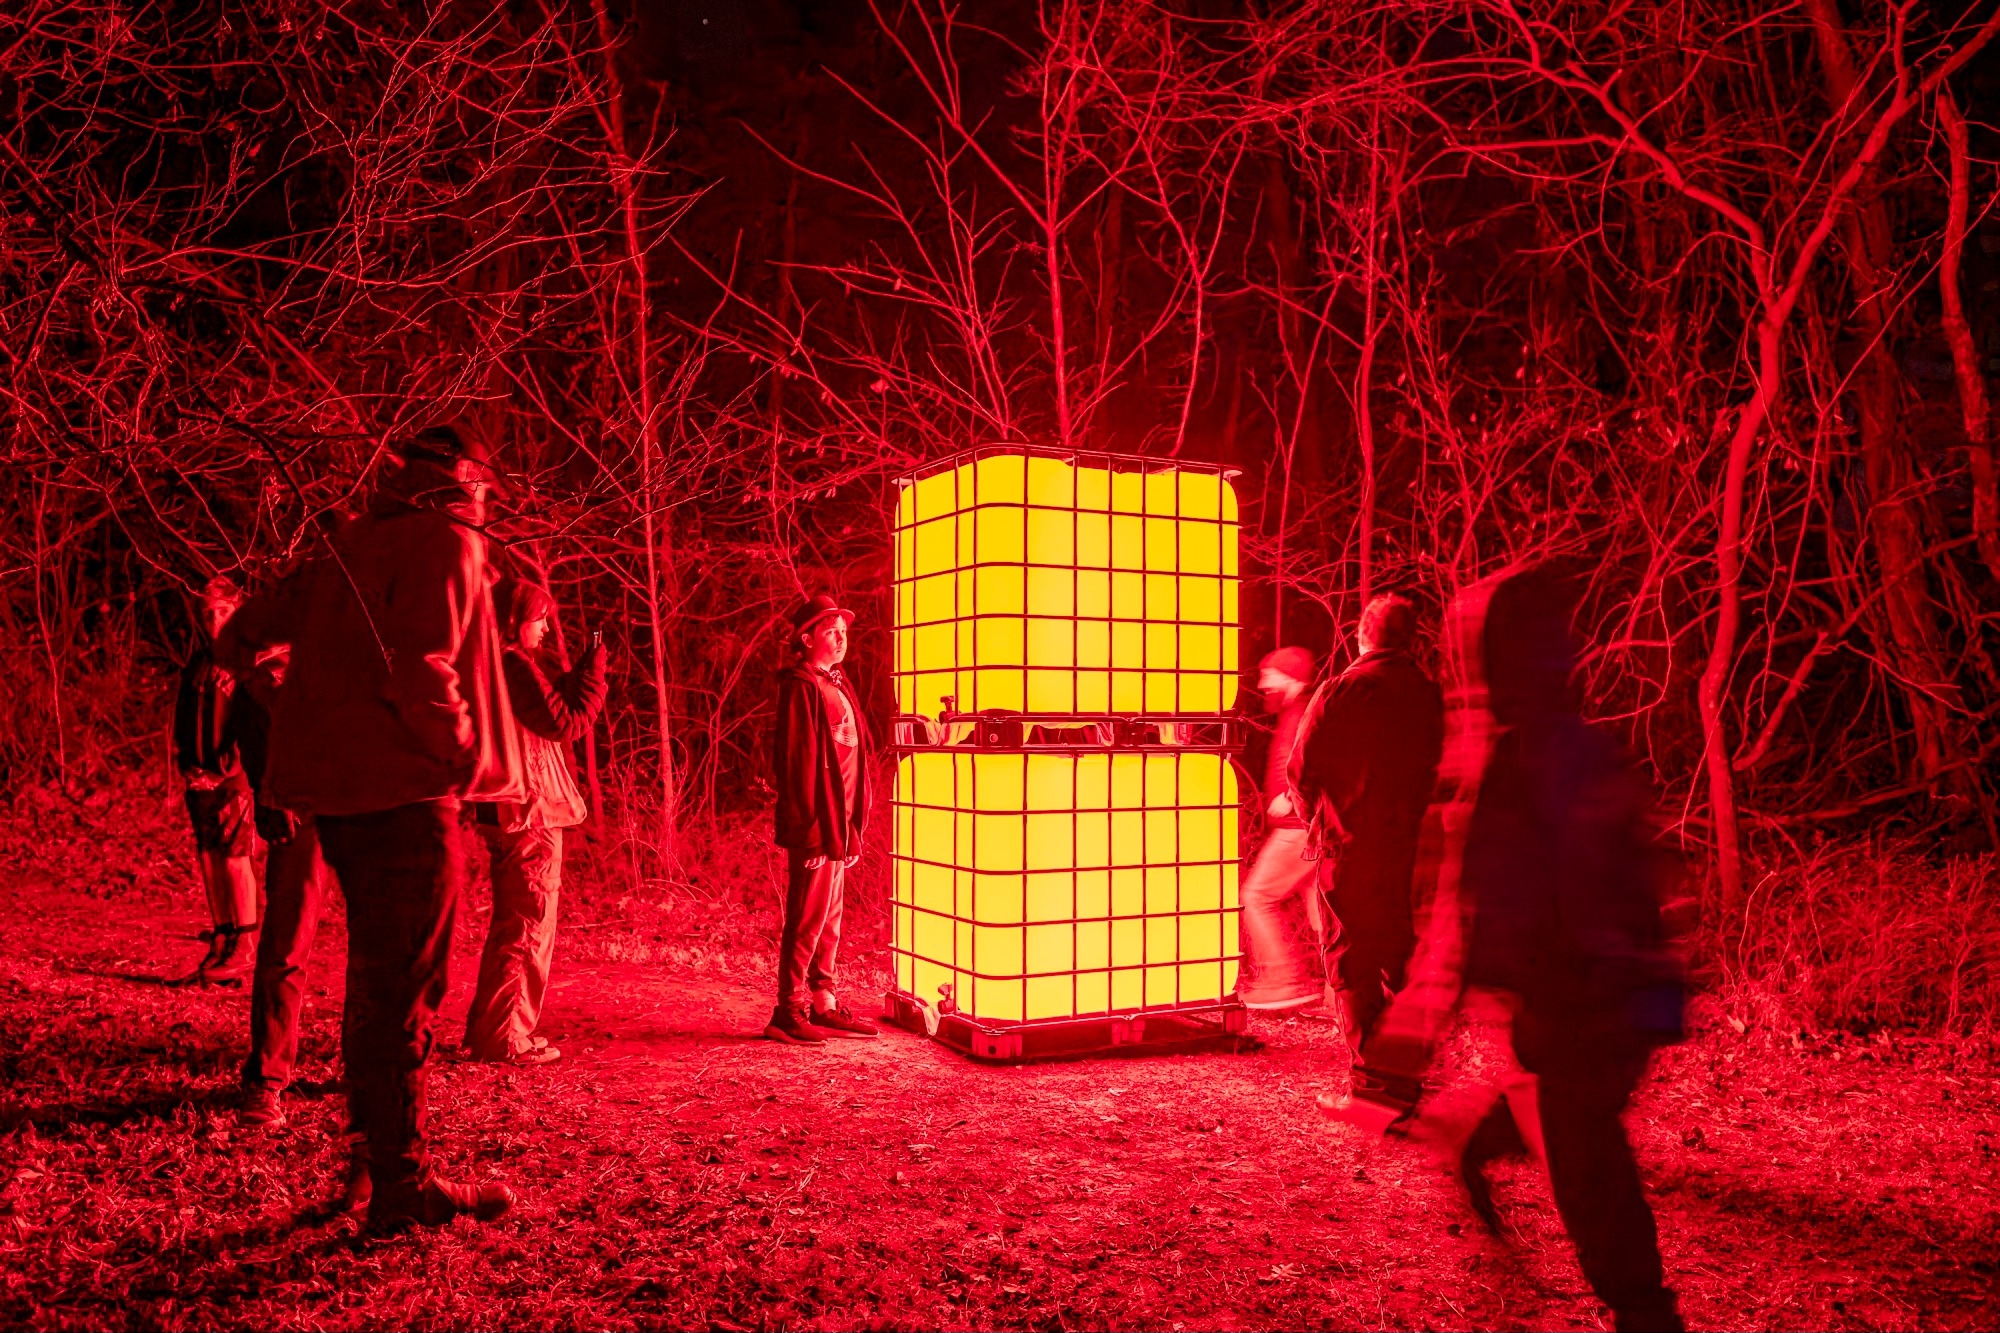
xmin=1238 ymin=983 xmax=1319 ymax=1011
xmin=809 ymin=1002 xmax=879 ymax=1039
xmin=238 ymin=1087 xmax=287 ymax=1130
xmin=487 ymin=1043 xmax=562 ymax=1066
xmin=202 ymin=924 xmax=258 ymax=987
xmin=366 ymin=1171 xmax=516 ymax=1234
xmin=763 ymin=1004 xmax=825 ymax=1045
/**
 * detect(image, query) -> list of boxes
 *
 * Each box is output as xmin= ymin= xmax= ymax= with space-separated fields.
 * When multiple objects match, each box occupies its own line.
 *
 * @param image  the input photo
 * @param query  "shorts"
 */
xmin=185 ymin=780 xmax=255 ymax=857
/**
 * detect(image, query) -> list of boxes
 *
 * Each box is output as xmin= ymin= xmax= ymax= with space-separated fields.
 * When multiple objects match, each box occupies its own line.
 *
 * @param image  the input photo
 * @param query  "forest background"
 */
xmin=4 ymin=0 xmax=1999 ymax=1034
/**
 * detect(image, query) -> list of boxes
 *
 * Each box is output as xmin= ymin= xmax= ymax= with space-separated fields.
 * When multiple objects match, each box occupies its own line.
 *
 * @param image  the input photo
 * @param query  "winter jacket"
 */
xmin=1289 ymin=648 xmax=1445 ymax=849
xmin=173 ymin=648 xmax=242 ymax=781
xmin=495 ymin=641 xmax=607 ymax=832
xmin=1462 ymin=714 xmax=1683 ymax=1069
xmin=1263 ymin=692 xmax=1310 ymax=830
xmin=215 ymin=481 xmax=524 ymax=816
xmin=1460 ymin=565 xmax=1683 ymax=1071
xmin=771 ymin=661 xmax=871 ymax=858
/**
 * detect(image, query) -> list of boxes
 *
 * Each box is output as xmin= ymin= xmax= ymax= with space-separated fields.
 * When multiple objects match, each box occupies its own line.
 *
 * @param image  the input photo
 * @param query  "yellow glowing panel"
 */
xmin=892 ymin=453 xmax=1238 ymax=717
xmin=892 ymin=750 xmax=1240 ymax=1024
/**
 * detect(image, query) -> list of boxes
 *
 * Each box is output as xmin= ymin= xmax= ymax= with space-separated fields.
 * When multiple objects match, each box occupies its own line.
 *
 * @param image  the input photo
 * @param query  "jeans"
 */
xmin=241 ymin=818 xmax=328 ymax=1093
xmin=777 ymin=850 xmax=844 ymax=1009
xmin=316 ymin=800 xmax=464 ymax=1194
xmin=1321 ymin=833 xmax=1419 ymax=1044
xmin=1237 ymin=826 xmax=1322 ymax=997
xmin=465 ymin=825 xmax=563 ymax=1057
xmin=1533 ymin=1046 xmax=1682 ymax=1332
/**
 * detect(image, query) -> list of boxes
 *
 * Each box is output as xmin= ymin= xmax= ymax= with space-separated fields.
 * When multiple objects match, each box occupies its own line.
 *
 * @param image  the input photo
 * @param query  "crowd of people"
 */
xmin=169 ymin=427 xmax=1685 ymax=1328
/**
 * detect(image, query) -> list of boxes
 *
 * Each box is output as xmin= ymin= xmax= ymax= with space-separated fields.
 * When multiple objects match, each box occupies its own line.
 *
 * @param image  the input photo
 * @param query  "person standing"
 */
xmin=229 ymin=643 xmax=330 ymax=1130
xmin=173 ymin=575 xmax=259 ymax=986
xmin=461 ymin=577 xmax=607 ymax=1066
xmin=218 ymin=424 xmax=523 ymax=1232
xmin=1460 ymin=564 xmax=1685 ymax=1332
xmin=1290 ymin=593 xmax=1445 ymax=1099
xmin=766 ymin=594 xmax=876 ymax=1044
xmin=1236 ymin=646 xmax=1325 ymax=1011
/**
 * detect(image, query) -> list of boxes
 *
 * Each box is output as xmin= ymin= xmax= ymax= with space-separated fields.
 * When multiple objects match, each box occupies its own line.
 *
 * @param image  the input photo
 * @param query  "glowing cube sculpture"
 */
xmin=893 ymin=451 xmax=1239 ymax=719
xmin=889 ymin=450 xmax=1243 ymax=1040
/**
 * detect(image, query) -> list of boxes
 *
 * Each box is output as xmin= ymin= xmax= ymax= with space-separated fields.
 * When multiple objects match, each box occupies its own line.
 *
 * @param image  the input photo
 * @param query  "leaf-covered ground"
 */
xmin=2 ymin=783 xmax=1996 ymax=1331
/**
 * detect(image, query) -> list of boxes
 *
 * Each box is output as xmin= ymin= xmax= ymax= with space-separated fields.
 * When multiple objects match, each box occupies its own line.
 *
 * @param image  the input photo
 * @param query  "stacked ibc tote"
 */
xmin=885 ymin=447 xmax=1249 ymax=1060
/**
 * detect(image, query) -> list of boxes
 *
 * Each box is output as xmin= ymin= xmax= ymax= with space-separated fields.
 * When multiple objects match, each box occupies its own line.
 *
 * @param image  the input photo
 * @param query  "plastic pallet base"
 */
xmin=883 ymin=989 xmax=1249 ymax=1063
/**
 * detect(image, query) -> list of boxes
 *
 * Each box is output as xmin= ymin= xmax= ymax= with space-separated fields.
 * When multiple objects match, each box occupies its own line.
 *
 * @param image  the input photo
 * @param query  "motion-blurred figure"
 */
xmin=1235 ymin=646 xmax=1325 ymax=1011
xmin=219 ymin=425 xmax=523 ymax=1233
xmin=229 ymin=642 xmax=330 ymax=1131
xmin=766 ymin=594 xmax=876 ymax=1044
xmin=1290 ymin=594 xmax=1445 ymax=1101
xmin=173 ymin=575 xmax=258 ymax=986
xmin=1461 ymin=565 xmax=1685 ymax=1332
xmin=461 ymin=577 xmax=607 ymax=1066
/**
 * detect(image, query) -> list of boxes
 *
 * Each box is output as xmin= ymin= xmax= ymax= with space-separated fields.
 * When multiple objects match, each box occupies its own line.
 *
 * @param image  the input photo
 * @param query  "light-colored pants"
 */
xmin=777 ymin=850 xmax=844 ymax=1009
xmin=1238 ymin=825 xmax=1324 ymax=997
xmin=465 ymin=825 xmax=563 ymax=1058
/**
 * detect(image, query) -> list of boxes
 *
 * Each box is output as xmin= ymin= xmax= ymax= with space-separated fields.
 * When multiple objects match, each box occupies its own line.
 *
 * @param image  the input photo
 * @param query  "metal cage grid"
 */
xmin=888 ymin=449 xmax=1246 ymax=1034
xmin=893 ymin=448 xmax=1240 ymax=722
xmin=891 ymin=748 xmax=1242 ymax=1024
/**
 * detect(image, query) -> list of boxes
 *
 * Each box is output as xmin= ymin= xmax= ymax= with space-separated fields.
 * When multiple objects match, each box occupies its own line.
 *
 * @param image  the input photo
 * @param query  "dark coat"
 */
xmin=771 ymin=661 xmax=871 ymax=858
xmin=1463 ymin=713 xmax=1683 ymax=1071
xmin=215 ymin=479 xmax=524 ymax=816
xmin=1289 ymin=648 xmax=1445 ymax=850
xmin=1460 ymin=565 xmax=1682 ymax=1071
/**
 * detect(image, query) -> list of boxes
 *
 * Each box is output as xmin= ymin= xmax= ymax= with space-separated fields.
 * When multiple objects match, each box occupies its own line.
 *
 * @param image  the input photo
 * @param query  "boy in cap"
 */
xmin=1236 ymin=646 xmax=1325 ymax=1010
xmin=767 ymin=594 xmax=876 ymax=1044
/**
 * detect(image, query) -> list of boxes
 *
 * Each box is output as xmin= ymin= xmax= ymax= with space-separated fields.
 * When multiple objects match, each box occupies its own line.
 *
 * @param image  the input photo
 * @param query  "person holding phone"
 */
xmin=766 ymin=594 xmax=876 ymax=1044
xmin=461 ymin=577 xmax=608 ymax=1065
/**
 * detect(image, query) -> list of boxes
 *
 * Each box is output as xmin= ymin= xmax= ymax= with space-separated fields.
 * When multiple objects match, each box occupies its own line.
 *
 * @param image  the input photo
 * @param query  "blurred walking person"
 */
xmin=173 ymin=575 xmax=258 ymax=986
xmin=227 ymin=642 xmax=330 ymax=1131
xmin=1235 ymin=646 xmax=1325 ymax=1011
xmin=1461 ymin=565 xmax=1685 ymax=1332
xmin=461 ymin=577 xmax=607 ymax=1066
xmin=766 ymin=594 xmax=876 ymax=1044
xmin=1290 ymin=593 xmax=1445 ymax=1106
xmin=219 ymin=425 xmax=523 ymax=1232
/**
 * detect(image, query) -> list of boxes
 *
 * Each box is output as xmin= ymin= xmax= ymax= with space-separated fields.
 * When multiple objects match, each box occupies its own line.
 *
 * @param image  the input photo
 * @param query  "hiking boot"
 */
xmin=237 ymin=1086 xmax=287 ymax=1130
xmin=201 ymin=924 xmax=258 ymax=987
xmin=809 ymin=1002 xmax=878 ymax=1039
xmin=366 ymin=1170 xmax=516 ymax=1234
xmin=342 ymin=1141 xmax=372 ymax=1215
xmin=177 ymin=930 xmax=223 ymax=986
xmin=764 ymin=1004 xmax=825 ymax=1045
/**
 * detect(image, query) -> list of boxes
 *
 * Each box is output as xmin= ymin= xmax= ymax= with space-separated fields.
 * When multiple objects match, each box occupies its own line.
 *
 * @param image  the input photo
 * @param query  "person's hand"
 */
xmin=1268 ymin=791 xmax=1294 ymax=819
xmin=804 ymin=854 xmax=828 ymax=870
xmin=842 ymin=855 xmax=859 ymax=868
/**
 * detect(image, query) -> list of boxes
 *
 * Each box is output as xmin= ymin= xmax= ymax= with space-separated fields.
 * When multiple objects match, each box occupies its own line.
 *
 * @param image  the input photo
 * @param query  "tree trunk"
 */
xmin=1938 ymin=89 xmax=2000 ymax=587
xmin=597 ymin=0 xmax=678 ymax=851
xmin=1810 ymin=0 xmax=1968 ymax=800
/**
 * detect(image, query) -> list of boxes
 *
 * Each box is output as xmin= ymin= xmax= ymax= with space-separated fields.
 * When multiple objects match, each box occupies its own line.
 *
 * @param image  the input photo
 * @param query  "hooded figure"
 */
xmin=1461 ymin=564 xmax=1685 ymax=1333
